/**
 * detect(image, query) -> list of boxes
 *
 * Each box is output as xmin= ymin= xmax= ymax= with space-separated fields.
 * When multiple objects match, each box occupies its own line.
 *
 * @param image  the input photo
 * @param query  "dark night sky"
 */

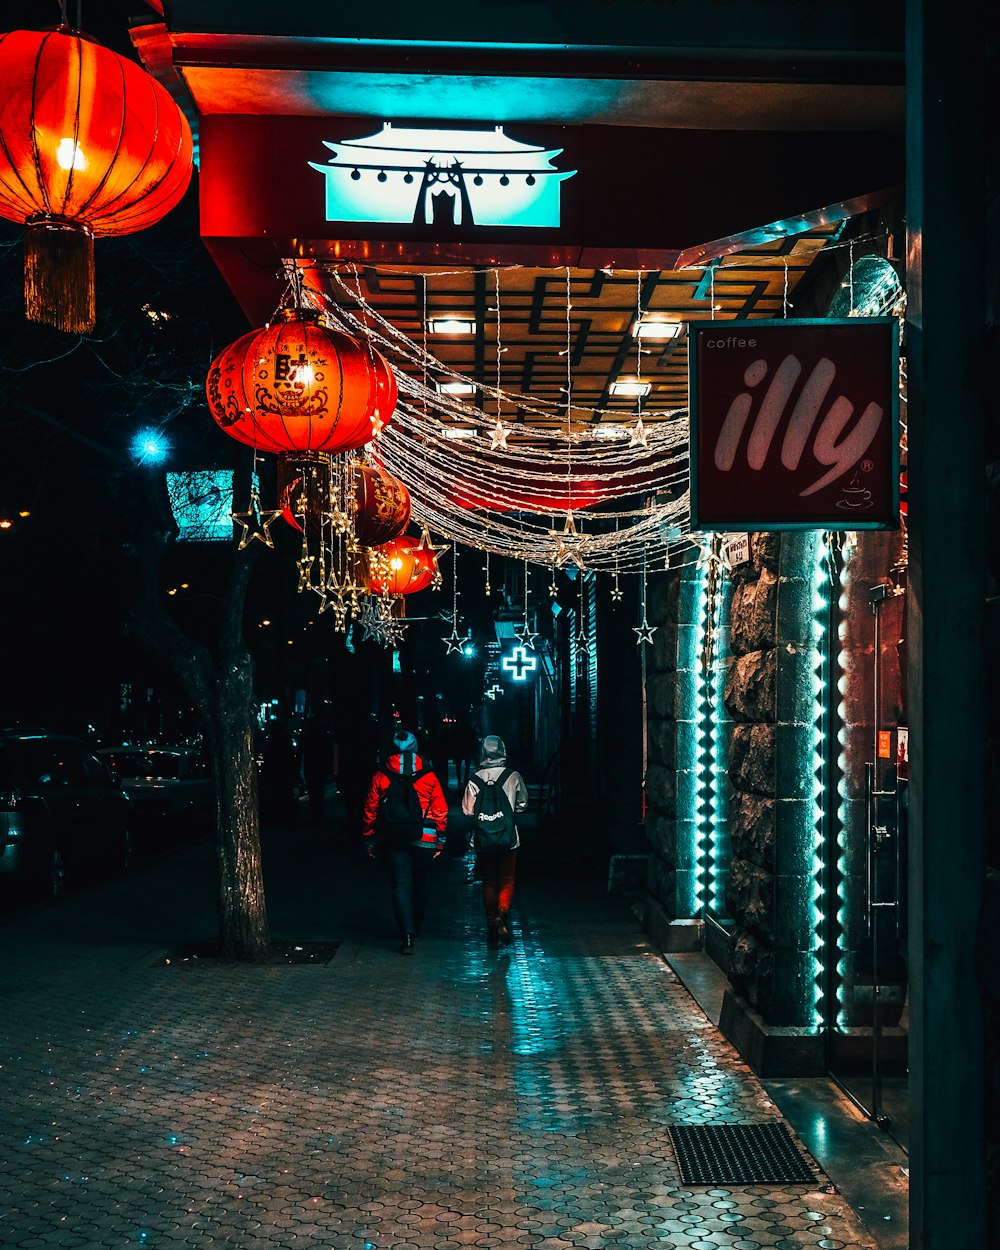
xmin=0 ymin=1 xmax=258 ymax=731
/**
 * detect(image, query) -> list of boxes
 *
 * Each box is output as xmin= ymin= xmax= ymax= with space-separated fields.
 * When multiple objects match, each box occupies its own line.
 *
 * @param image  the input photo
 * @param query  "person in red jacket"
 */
xmin=362 ymin=728 xmax=449 ymax=954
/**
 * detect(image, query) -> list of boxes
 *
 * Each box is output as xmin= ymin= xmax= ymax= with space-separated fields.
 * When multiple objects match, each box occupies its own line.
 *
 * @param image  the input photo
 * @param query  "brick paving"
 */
xmin=0 ymin=827 xmax=877 ymax=1249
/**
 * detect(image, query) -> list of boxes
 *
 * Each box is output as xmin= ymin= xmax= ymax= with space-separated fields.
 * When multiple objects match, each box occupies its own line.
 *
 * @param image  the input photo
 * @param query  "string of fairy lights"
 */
xmin=231 ymin=229 xmax=902 ymax=648
xmin=295 ymin=263 xmax=692 ymax=573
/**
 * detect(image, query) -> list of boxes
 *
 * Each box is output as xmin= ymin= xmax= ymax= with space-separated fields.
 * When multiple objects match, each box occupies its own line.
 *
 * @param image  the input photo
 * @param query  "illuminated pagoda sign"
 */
xmin=310 ymin=123 xmax=576 ymax=229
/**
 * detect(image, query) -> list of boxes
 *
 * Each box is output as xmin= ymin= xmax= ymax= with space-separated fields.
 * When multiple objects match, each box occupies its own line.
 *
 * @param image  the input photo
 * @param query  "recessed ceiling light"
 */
xmin=436 ymin=380 xmax=476 ymax=396
xmin=428 ymin=317 xmax=476 ymax=335
xmin=609 ymin=380 xmax=651 ymax=398
xmin=592 ymin=424 xmax=628 ymax=440
xmin=441 ymin=426 xmax=478 ymax=440
xmin=631 ymin=319 xmax=683 ymax=341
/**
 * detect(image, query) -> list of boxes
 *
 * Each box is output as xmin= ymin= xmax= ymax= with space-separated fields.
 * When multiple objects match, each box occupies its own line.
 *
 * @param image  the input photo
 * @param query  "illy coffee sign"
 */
xmin=689 ymin=317 xmax=899 ymax=530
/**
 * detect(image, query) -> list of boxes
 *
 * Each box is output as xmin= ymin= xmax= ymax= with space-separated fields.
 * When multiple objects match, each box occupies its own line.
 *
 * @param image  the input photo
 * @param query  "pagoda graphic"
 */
xmin=309 ymin=123 xmax=576 ymax=229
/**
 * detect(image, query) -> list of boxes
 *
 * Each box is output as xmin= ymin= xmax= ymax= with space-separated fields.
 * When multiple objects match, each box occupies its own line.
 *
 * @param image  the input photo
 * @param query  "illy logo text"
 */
xmin=713 ymin=354 xmax=884 ymax=497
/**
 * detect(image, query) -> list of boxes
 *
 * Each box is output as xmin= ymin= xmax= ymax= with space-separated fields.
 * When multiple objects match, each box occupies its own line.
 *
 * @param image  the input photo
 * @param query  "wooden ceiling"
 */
xmin=306 ymin=225 xmax=840 ymax=434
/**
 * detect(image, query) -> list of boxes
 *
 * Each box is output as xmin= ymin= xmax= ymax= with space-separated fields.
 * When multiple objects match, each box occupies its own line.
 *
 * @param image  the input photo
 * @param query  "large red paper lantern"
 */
xmin=0 ymin=27 xmax=193 ymax=333
xmin=366 ymin=538 xmax=436 ymax=597
xmin=338 ymin=347 xmax=398 ymax=452
xmin=352 ymin=464 xmax=411 ymax=546
xmin=206 ymin=309 xmax=387 ymax=454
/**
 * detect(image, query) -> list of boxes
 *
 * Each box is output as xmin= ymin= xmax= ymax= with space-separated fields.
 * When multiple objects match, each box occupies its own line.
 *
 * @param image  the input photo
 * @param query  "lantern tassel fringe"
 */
xmin=24 ymin=219 xmax=96 ymax=334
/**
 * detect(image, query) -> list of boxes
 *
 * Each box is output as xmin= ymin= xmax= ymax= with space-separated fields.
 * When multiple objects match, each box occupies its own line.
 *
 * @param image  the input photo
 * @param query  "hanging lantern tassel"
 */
xmin=24 ymin=217 xmax=96 ymax=334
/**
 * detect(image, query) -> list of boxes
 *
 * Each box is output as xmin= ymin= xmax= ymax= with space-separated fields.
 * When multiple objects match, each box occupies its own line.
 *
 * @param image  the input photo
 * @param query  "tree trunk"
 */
xmin=126 ymin=476 xmax=270 ymax=961
xmin=205 ymin=651 xmax=269 ymax=961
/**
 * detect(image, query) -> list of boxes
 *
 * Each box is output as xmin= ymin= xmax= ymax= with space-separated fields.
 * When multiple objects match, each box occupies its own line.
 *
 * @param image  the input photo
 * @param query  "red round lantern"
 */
xmin=338 ymin=347 xmax=398 ymax=452
xmin=0 ymin=27 xmax=193 ymax=333
xmin=207 ymin=309 xmax=381 ymax=455
xmin=366 ymin=538 xmax=436 ymax=597
xmin=276 ymin=451 xmax=333 ymax=534
xmin=352 ymin=464 xmax=411 ymax=546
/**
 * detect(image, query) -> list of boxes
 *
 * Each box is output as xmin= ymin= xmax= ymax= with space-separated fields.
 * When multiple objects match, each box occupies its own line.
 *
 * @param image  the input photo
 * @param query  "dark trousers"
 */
xmin=478 ymin=850 xmax=517 ymax=921
xmin=383 ymin=846 xmax=434 ymax=938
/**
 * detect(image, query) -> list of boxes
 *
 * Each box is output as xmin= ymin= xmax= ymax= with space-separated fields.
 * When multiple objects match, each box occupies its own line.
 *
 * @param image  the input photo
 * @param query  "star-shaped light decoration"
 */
xmin=232 ymin=488 xmax=282 ymax=550
xmin=695 ymin=542 xmax=722 ymax=571
xmin=548 ymin=511 xmax=589 ymax=570
xmin=610 ymin=573 xmax=624 ymax=602
xmin=514 ymin=622 xmax=540 ymax=651
xmin=296 ymin=553 xmax=316 ymax=592
xmin=633 ymin=619 xmax=658 ymax=646
xmin=629 ymin=417 xmax=649 ymax=449
xmin=442 ymin=622 xmax=467 ymax=654
xmin=324 ymin=503 xmax=352 ymax=535
xmin=415 ymin=527 xmax=449 ymax=589
xmin=489 ymin=419 xmax=509 ymax=450
xmin=548 ymin=574 xmax=559 ymax=598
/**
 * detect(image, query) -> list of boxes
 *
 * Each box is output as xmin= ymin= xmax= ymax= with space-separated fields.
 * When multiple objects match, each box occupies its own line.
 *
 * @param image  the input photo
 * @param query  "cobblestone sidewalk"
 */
xmin=0 ymin=833 xmax=876 ymax=1249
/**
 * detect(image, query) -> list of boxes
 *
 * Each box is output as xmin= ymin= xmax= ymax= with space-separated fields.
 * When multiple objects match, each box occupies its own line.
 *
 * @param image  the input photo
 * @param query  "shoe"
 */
xmin=400 ymin=934 xmax=415 ymax=955
xmin=486 ymin=923 xmax=499 ymax=946
xmin=497 ymin=912 xmax=512 ymax=945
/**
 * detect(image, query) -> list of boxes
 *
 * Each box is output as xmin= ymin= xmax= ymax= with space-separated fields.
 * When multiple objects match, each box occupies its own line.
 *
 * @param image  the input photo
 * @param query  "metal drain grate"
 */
xmin=668 ymin=1123 xmax=816 ymax=1185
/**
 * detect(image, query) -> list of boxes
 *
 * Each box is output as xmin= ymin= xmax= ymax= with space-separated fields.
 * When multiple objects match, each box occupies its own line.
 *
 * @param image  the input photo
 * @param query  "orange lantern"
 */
xmin=0 ymin=27 xmax=193 ymax=333
xmin=338 ymin=347 xmax=398 ymax=452
xmin=206 ymin=309 xmax=384 ymax=455
xmin=366 ymin=538 xmax=436 ymax=597
xmin=276 ymin=451 xmax=333 ymax=534
xmin=352 ymin=464 xmax=411 ymax=546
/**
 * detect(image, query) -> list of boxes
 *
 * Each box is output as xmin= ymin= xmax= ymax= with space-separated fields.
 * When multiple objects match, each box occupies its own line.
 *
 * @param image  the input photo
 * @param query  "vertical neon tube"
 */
xmin=809 ymin=534 xmax=830 ymax=1031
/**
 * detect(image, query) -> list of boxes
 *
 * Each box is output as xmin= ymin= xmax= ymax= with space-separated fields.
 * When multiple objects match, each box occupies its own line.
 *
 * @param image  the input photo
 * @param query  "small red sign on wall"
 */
xmin=689 ymin=317 xmax=899 ymax=530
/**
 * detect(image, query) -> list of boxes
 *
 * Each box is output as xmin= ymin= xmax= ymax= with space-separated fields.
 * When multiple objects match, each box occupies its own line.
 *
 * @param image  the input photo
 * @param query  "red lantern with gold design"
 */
xmin=352 ymin=464 xmax=411 ymax=546
xmin=0 ymin=27 xmax=193 ymax=333
xmin=366 ymin=538 xmax=436 ymax=598
xmin=207 ymin=309 xmax=384 ymax=454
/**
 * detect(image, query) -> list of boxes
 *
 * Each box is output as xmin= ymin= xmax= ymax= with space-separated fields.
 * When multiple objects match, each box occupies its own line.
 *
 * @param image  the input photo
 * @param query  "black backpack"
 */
xmin=470 ymin=767 xmax=517 ymax=852
xmin=377 ymin=755 xmax=429 ymax=844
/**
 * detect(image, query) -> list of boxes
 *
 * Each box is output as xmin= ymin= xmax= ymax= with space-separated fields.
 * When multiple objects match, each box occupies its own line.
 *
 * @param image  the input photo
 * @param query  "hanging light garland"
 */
xmin=295 ymin=263 xmax=692 ymax=572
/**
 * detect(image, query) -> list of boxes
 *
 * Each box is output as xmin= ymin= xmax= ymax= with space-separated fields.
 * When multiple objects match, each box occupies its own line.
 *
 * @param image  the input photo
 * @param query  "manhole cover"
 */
xmin=668 ymin=1123 xmax=816 ymax=1185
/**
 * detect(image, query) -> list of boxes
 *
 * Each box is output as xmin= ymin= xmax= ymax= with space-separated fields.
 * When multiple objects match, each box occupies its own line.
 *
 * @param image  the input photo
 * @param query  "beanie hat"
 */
xmin=393 ymin=728 xmax=418 ymax=752
xmin=480 ymin=734 xmax=506 ymax=762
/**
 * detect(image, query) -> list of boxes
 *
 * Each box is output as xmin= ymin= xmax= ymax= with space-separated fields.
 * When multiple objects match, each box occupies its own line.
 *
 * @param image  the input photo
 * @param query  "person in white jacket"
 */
xmin=462 ymin=735 xmax=528 ymax=945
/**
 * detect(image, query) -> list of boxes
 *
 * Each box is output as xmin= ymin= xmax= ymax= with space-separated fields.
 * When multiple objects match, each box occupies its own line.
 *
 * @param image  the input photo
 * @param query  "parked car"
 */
xmin=95 ymin=747 xmax=213 ymax=828
xmin=0 ymin=730 xmax=133 ymax=897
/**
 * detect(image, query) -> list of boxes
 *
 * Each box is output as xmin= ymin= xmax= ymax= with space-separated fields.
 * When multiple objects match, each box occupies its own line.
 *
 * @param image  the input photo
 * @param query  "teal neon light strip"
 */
xmin=693 ymin=564 xmax=712 ymax=917
xmin=834 ymin=556 xmax=852 ymax=1027
xmin=706 ymin=576 xmax=730 ymax=916
xmin=809 ymin=535 xmax=830 ymax=1031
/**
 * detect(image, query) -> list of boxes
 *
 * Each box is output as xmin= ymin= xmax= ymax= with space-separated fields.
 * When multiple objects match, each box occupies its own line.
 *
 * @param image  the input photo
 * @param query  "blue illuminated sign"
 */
xmin=501 ymin=646 xmax=538 ymax=682
xmin=310 ymin=123 xmax=576 ymax=229
xmin=167 ymin=470 xmax=235 ymax=542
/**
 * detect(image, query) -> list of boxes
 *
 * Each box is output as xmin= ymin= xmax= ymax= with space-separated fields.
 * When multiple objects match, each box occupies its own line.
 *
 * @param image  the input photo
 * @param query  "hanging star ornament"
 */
xmin=232 ymin=488 xmax=281 ymax=550
xmin=514 ymin=621 xmax=540 ymax=651
xmin=633 ymin=618 xmax=658 ymax=646
xmin=489 ymin=419 xmax=510 ymax=450
xmin=416 ymin=527 xmax=449 ymax=589
xmin=548 ymin=511 xmax=589 ymax=569
xmin=629 ymin=417 xmax=649 ymax=448
xmin=610 ymin=581 xmax=624 ymax=603
xmin=442 ymin=623 xmax=467 ymax=655
xmin=296 ymin=552 xmax=316 ymax=591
